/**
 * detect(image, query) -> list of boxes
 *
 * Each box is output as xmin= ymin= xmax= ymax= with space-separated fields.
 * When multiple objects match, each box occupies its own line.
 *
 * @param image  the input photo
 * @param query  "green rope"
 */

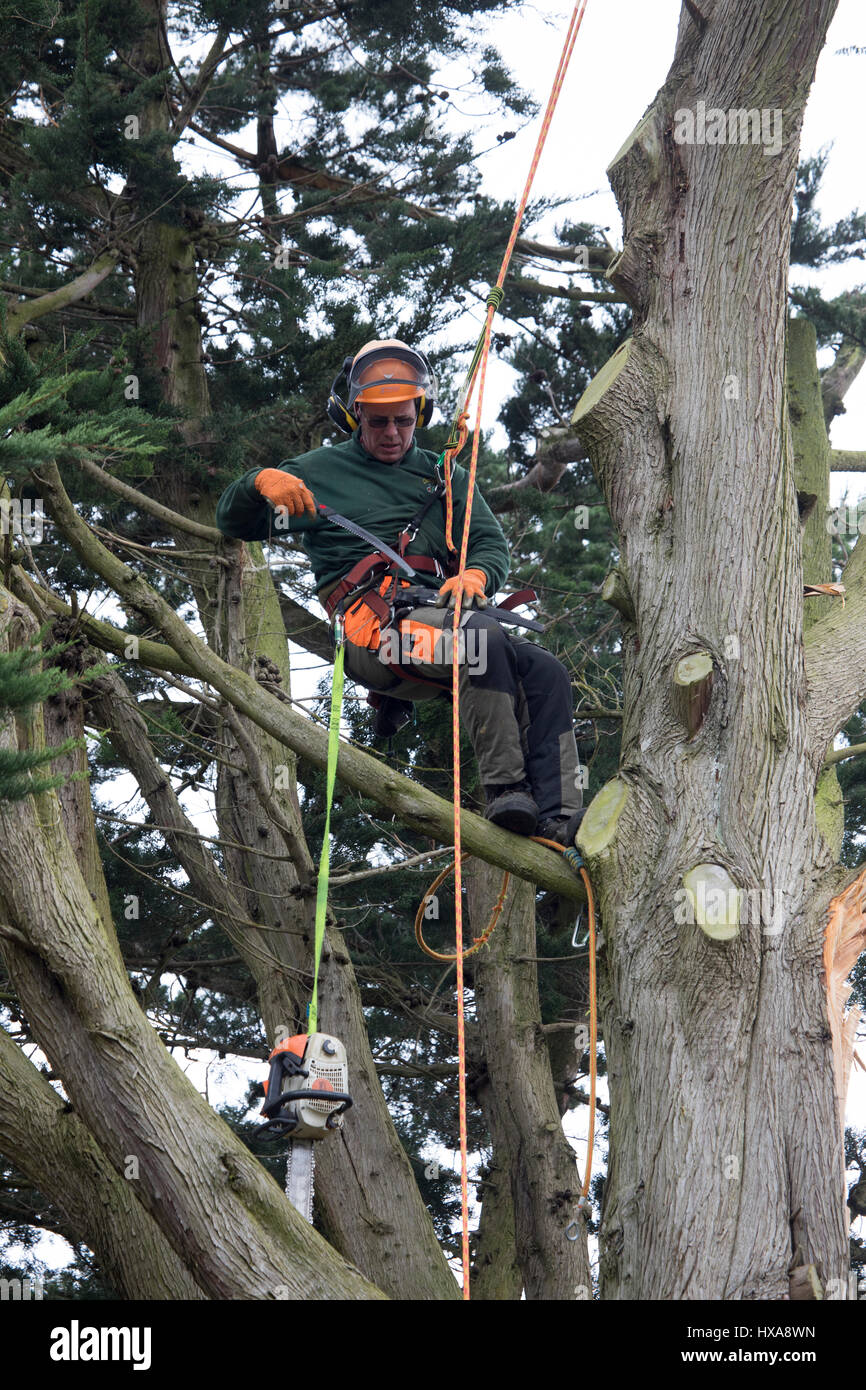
xmin=308 ymin=623 xmax=346 ymax=1035
xmin=443 ymin=286 xmax=505 ymax=450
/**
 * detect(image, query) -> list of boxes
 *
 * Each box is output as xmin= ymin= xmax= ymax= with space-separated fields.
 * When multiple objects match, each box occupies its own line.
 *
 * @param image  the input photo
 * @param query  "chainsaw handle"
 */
xmin=260 ymin=1088 xmax=354 ymax=1121
xmin=255 ymin=1091 xmax=353 ymax=1142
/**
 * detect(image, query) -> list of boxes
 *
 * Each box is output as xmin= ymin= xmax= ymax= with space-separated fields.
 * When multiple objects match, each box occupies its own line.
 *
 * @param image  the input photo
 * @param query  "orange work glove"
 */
xmin=254 ymin=468 xmax=317 ymax=517
xmin=435 ymin=568 xmax=488 ymax=609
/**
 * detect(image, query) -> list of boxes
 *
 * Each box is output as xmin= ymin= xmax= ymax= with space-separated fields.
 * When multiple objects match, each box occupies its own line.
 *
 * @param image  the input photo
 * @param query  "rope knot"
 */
xmin=486 ymin=286 xmax=505 ymax=310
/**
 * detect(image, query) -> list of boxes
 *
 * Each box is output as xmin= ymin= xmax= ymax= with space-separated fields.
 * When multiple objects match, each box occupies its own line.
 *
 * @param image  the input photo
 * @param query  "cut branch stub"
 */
xmin=577 ymin=777 xmax=630 ymax=864
xmin=682 ymin=864 xmax=741 ymax=943
xmin=600 ymin=568 xmax=635 ymax=624
xmin=672 ymin=651 xmax=713 ymax=737
xmin=788 ymin=1265 xmax=824 ymax=1301
xmin=571 ymin=339 xmax=633 ymax=434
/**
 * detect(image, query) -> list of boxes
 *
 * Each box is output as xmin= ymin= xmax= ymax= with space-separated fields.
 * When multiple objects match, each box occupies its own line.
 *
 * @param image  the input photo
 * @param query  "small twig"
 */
xmin=331 ymin=845 xmax=455 ymax=886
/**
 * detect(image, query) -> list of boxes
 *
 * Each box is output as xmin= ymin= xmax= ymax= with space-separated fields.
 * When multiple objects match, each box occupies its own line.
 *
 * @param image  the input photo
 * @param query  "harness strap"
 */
xmin=397 ymin=467 xmax=449 ymax=556
xmin=498 ymin=587 xmax=537 ymax=611
xmin=324 ymin=553 xmax=444 ymax=619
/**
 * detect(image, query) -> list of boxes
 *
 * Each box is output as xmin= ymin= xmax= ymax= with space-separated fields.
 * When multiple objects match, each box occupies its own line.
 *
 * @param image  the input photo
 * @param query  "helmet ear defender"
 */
xmin=327 ymin=356 xmax=359 ymax=433
xmin=326 ymin=348 xmax=437 ymax=434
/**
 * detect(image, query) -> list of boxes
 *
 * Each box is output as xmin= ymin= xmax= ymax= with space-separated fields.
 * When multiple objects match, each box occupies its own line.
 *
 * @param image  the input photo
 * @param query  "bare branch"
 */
xmin=514 ymin=237 xmax=616 ymax=273
xmin=5 ymin=251 xmax=121 ymax=335
xmin=822 ymin=339 xmax=866 ymax=428
xmin=831 ymin=450 xmax=866 ymax=472
xmin=75 ymin=455 xmax=224 ymax=542
xmin=508 ymin=275 xmax=625 ymax=306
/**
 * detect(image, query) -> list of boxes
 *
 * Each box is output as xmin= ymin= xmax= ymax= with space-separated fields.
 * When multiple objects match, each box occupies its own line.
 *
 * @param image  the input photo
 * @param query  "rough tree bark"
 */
xmin=467 ymin=860 xmax=593 ymax=1299
xmin=571 ymin=0 xmax=854 ymax=1299
xmin=0 ymin=587 xmax=384 ymax=1300
xmin=0 ymin=1026 xmax=205 ymax=1300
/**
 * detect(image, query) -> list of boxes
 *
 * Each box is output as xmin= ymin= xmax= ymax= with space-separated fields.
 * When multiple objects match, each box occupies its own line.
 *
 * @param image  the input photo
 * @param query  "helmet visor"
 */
xmin=347 ymin=345 xmax=437 ymax=410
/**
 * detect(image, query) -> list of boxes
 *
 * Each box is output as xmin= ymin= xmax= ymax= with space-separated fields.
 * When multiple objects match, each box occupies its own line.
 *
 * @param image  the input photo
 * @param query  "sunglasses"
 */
xmin=363 ymin=413 xmax=417 ymax=429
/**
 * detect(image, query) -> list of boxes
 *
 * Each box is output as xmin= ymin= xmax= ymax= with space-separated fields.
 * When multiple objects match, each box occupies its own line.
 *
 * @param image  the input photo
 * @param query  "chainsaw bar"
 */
xmin=286 ymin=1139 xmax=315 ymax=1224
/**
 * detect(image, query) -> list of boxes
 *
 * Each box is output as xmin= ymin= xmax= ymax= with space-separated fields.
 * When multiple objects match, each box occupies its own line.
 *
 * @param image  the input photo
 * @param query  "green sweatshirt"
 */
xmin=215 ymin=431 xmax=510 ymax=597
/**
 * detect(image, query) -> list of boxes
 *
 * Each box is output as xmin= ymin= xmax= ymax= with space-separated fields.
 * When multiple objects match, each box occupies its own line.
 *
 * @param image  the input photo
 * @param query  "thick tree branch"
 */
xmin=9 ymin=566 xmax=197 ymax=677
xmin=823 ymin=339 xmax=866 ymax=427
xmin=0 ymin=1027 xmax=205 ymax=1299
xmin=489 ymin=427 xmax=587 ymax=510
xmin=508 ymin=275 xmax=625 ymax=305
xmin=277 ymin=591 xmax=334 ymax=661
xmin=5 ymin=251 xmax=121 ymax=335
xmin=831 ymin=450 xmax=866 ymax=472
xmin=806 ymin=534 xmax=866 ymax=748
xmin=823 ymin=741 xmax=866 ymax=768
xmin=75 ymin=455 xmax=224 ymax=541
xmin=514 ymin=237 xmax=616 ymax=273
xmin=171 ymin=25 xmax=231 ymax=135
xmin=0 ymin=279 xmax=135 ymax=320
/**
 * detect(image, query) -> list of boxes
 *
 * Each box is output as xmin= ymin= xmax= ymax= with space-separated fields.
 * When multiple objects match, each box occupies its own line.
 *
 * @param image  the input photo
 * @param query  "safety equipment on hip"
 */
xmin=435 ymin=568 xmax=488 ymax=609
xmin=255 ymin=468 xmax=317 ymax=517
xmin=327 ymin=339 xmax=438 ymax=434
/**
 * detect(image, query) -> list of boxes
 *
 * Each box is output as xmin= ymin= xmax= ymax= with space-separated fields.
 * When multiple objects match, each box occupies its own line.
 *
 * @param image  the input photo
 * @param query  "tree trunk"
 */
xmin=787 ymin=316 xmax=843 ymax=857
xmin=0 ymin=1026 xmax=205 ymax=1300
xmin=467 ymin=859 xmax=592 ymax=1299
xmin=0 ymin=586 xmax=385 ymax=1300
xmin=572 ymin=0 xmax=851 ymax=1299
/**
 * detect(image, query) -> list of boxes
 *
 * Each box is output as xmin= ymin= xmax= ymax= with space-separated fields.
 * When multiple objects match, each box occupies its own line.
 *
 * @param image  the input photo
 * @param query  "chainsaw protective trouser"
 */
xmin=342 ymin=606 xmax=582 ymax=822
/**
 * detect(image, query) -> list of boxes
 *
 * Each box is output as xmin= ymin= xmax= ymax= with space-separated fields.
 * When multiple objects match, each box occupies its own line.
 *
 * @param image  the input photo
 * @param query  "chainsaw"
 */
xmin=256 ymin=1033 xmax=353 ymax=1223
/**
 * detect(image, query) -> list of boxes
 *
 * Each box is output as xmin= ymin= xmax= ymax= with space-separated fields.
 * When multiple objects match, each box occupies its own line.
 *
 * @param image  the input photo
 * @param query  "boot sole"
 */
xmin=485 ymin=796 xmax=539 ymax=836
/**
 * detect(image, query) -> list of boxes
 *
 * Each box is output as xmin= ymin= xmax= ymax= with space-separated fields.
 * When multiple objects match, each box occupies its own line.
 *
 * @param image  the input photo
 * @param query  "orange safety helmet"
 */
xmin=327 ymin=339 xmax=438 ymax=432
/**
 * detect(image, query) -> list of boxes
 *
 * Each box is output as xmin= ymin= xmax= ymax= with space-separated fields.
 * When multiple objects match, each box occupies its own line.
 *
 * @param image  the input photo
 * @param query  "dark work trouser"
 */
xmin=342 ymin=605 xmax=582 ymax=821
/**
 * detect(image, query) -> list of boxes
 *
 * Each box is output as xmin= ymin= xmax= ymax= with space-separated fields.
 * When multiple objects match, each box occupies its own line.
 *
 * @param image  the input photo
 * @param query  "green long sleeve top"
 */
xmin=215 ymin=431 xmax=510 ymax=597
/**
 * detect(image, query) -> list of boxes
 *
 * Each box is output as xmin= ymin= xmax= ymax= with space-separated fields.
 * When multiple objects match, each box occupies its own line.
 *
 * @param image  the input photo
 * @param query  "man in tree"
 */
xmin=216 ymin=339 xmax=584 ymax=845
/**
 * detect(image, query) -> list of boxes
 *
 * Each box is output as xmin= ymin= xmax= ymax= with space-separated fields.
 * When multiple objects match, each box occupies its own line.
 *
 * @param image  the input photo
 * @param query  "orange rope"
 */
xmin=442 ymin=0 xmax=588 ymax=1300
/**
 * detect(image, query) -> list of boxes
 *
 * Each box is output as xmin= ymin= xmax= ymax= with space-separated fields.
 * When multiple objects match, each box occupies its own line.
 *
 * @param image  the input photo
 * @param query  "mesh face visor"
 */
xmin=347 ymin=346 xmax=438 ymax=410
